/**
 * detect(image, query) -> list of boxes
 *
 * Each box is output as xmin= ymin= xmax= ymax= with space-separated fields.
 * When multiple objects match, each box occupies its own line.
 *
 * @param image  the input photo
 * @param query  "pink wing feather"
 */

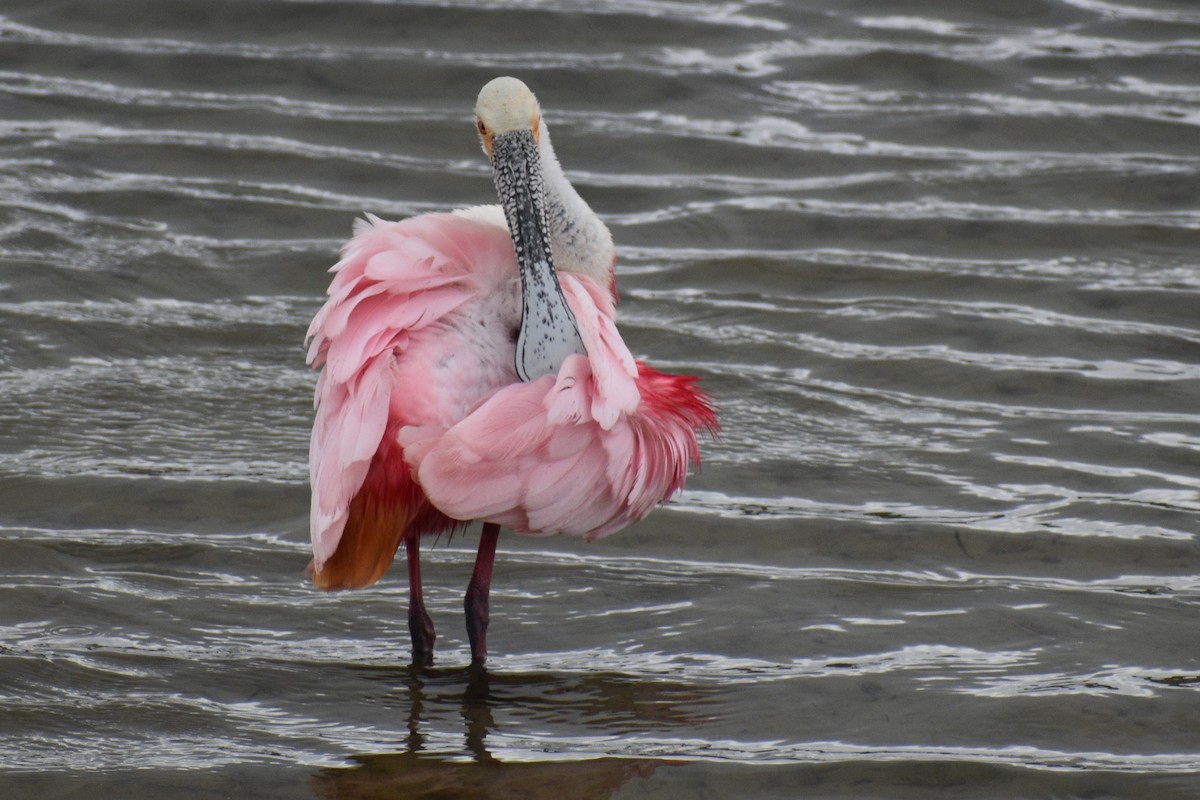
xmin=308 ymin=210 xmax=716 ymax=587
xmin=306 ymin=212 xmax=515 ymax=575
xmin=399 ymin=274 xmax=717 ymax=541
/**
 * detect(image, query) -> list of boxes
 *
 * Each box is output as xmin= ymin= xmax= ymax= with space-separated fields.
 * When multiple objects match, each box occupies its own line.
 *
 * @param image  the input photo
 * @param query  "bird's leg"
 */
xmin=464 ymin=523 xmax=500 ymax=665
xmin=405 ymin=532 xmax=436 ymax=666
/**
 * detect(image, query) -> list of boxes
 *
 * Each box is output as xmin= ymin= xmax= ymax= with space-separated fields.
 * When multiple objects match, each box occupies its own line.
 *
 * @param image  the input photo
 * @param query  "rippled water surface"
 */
xmin=2 ymin=0 xmax=1199 ymax=797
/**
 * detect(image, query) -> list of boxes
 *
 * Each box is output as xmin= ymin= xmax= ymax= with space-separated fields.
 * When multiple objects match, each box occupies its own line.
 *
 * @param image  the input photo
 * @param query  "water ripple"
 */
xmin=676 ymin=489 xmax=1196 ymax=540
xmin=4 ymin=0 xmax=1200 ymax=790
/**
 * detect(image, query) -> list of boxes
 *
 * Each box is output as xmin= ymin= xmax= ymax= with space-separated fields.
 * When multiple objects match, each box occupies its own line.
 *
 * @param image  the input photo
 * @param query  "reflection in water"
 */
xmin=310 ymin=665 xmax=700 ymax=799
xmin=313 ymin=752 xmax=662 ymax=799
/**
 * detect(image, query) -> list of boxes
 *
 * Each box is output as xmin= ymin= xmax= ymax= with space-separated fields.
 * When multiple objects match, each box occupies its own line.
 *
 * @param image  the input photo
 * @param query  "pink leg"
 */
xmin=406 ymin=533 xmax=436 ymax=666
xmin=464 ymin=523 xmax=500 ymax=665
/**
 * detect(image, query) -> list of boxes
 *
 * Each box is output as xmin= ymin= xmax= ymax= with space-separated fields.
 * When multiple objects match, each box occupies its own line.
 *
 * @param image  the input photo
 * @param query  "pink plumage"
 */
xmin=307 ymin=212 xmax=715 ymax=574
xmin=305 ymin=77 xmax=716 ymax=664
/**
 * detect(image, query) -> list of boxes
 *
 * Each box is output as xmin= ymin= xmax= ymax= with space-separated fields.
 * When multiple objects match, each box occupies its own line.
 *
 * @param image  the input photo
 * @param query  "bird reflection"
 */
xmin=310 ymin=665 xmax=704 ymax=799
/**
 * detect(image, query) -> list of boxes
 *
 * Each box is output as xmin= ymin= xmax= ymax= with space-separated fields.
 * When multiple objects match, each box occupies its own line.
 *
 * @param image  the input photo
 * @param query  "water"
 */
xmin=1 ymin=0 xmax=1198 ymax=797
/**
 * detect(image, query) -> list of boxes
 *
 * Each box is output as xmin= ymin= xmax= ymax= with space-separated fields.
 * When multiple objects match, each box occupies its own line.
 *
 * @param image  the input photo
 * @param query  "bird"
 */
xmin=305 ymin=76 xmax=717 ymax=666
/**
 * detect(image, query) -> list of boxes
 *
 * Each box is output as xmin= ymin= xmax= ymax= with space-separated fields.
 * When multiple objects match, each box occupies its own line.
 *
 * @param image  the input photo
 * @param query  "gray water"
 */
xmin=2 ymin=0 xmax=1199 ymax=797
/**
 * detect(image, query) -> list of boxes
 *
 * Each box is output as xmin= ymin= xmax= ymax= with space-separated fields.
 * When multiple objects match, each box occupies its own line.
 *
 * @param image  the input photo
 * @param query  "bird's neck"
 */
xmin=536 ymin=124 xmax=616 ymax=292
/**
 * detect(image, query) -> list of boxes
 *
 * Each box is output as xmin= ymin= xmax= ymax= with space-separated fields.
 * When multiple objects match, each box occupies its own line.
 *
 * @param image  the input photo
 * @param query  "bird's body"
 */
xmin=306 ymin=78 xmax=716 ymax=665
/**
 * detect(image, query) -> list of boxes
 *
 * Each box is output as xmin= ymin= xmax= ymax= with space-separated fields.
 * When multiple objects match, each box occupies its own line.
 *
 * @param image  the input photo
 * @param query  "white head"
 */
xmin=475 ymin=76 xmax=542 ymax=161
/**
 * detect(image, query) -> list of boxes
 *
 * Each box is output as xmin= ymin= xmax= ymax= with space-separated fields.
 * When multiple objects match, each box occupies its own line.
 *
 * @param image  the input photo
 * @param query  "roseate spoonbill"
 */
xmin=305 ymin=76 xmax=716 ymax=666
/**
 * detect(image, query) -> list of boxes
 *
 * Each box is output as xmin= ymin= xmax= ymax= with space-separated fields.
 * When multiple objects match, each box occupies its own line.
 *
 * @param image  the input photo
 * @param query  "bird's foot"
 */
xmin=409 ymin=606 xmax=436 ymax=667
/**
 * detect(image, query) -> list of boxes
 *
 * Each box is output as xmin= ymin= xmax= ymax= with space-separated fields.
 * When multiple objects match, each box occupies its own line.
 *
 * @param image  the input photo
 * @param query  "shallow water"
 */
xmin=1 ymin=0 xmax=1199 ymax=797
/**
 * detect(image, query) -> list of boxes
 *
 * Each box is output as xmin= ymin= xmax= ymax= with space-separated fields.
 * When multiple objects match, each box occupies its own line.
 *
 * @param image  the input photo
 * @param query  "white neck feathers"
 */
xmin=535 ymin=120 xmax=615 ymax=291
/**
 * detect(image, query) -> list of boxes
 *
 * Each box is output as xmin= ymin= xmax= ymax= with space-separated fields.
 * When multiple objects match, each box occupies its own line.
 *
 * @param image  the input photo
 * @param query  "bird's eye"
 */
xmin=477 ymin=119 xmax=488 ymax=136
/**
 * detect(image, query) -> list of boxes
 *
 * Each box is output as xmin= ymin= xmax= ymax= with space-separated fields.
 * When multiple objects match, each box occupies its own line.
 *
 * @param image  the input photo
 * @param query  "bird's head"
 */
xmin=474 ymin=76 xmax=585 ymax=382
xmin=474 ymin=76 xmax=542 ymax=161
